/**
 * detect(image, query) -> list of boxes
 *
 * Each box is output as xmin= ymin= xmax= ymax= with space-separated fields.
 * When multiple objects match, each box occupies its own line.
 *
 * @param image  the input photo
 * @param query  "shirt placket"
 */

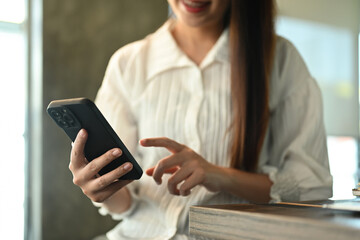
xmin=185 ymin=68 xmax=204 ymax=153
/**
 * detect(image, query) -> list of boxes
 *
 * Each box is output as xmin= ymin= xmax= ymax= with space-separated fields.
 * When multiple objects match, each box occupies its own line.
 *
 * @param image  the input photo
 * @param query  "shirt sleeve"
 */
xmin=92 ymin=50 xmax=141 ymax=220
xmin=92 ymin=183 xmax=140 ymax=221
xmin=261 ymin=39 xmax=333 ymax=202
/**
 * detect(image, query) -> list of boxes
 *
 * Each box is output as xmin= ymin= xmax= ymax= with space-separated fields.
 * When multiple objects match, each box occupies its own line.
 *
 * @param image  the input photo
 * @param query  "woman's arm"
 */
xmin=215 ymin=167 xmax=272 ymax=203
xmin=101 ymin=187 xmax=132 ymax=214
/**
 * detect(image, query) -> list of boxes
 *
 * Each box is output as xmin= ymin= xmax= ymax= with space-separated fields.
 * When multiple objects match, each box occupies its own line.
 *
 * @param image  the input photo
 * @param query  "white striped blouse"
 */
xmin=93 ymin=19 xmax=333 ymax=240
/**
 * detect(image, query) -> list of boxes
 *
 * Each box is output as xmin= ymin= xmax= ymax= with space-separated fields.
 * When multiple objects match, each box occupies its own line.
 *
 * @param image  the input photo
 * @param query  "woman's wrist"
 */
xmin=102 ymin=187 xmax=132 ymax=214
xmin=203 ymin=164 xmax=233 ymax=193
xmin=214 ymin=166 xmax=240 ymax=193
xmin=209 ymin=166 xmax=272 ymax=203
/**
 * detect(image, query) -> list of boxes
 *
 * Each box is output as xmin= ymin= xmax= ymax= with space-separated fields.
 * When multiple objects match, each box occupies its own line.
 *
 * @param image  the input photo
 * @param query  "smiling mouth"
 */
xmin=181 ymin=0 xmax=211 ymax=13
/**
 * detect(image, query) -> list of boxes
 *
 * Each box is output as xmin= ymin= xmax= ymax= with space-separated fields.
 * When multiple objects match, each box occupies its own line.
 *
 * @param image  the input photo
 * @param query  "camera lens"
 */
xmin=51 ymin=110 xmax=61 ymax=119
xmin=63 ymin=113 xmax=74 ymax=123
xmin=58 ymin=119 xmax=69 ymax=128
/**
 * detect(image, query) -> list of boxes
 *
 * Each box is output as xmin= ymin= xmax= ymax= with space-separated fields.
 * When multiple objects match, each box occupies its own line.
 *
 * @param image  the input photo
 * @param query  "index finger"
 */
xmin=70 ymin=129 xmax=88 ymax=169
xmin=146 ymin=166 xmax=178 ymax=176
xmin=140 ymin=137 xmax=184 ymax=153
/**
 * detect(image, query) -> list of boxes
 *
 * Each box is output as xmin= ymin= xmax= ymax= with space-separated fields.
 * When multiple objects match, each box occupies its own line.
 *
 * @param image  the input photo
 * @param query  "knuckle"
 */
xmin=71 ymin=149 xmax=80 ymax=159
xmin=157 ymin=160 xmax=166 ymax=170
xmin=73 ymin=175 xmax=86 ymax=186
xmin=167 ymin=177 xmax=176 ymax=187
xmin=184 ymin=190 xmax=191 ymax=196
xmin=187 ymin=160 xmax=197 ymax=168
xmin=167 ymin=184 xmax=174 ymax=194
xmin=179 ymin=184 xmax=186 ymax=192
xmin=106 ymin=151 xmax=114 ymax=161
xmin=167 ymin=183 xmax=176 ymax=194
xmin=72 ymin=177 xmax=80 ymax=186
xmin=185 ymin=161 xmax=197 ymax=172
xmin=116 ymin=167 xmax=125 ymax=177
xmin=184 ymin=147 xmax=193 ymax=155
xmin=88 ymin=161 xmax=99 ymax=172
xmin=97 ymin=177 xmax=107 ymax=188
xmin=91 ymin=194 xmax=104 ymax=203
xmin=68 ymin=162 xmax=73 ymax=171
xmin=82 ymin=188 xmax=89 ymax=196
xmin=168 ymin=186 xmax=175 ymax=195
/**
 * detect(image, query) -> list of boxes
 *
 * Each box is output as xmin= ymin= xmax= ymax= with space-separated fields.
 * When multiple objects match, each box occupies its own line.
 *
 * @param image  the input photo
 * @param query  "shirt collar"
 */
xmin=146 ymin=18 xmax=230 ymax=81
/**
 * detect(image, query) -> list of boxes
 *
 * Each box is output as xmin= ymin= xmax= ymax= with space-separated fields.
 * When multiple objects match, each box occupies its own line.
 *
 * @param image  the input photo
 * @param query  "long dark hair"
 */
xmin=228 ymin=0 xmax=276 ymax=172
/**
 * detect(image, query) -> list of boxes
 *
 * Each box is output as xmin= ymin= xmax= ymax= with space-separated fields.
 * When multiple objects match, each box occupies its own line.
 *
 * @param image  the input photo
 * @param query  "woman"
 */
xmin=69 ymin=0 xmax=333 ymax=239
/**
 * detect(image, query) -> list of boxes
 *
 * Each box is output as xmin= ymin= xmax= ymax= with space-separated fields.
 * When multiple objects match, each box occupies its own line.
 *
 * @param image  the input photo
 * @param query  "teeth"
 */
xmin=184 ymin=0 xmax=207 ymax=7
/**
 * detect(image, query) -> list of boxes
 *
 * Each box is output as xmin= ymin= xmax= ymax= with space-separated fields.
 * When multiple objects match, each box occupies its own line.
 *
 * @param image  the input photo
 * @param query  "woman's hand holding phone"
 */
xmin=70 ymin=129 xmax=134 ymax=211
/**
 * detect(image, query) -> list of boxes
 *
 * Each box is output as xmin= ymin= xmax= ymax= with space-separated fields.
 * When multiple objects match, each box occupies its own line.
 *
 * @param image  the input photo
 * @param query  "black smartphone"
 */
xmin=47 ymin=97 xmax=142 ymax=180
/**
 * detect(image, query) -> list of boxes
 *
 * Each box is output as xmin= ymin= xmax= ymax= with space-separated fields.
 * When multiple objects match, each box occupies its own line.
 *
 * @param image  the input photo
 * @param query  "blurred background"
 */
xmin=0 ymin=0 xmax=359 ymax=239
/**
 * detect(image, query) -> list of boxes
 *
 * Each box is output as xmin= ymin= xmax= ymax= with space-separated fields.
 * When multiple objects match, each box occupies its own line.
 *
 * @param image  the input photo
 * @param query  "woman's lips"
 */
xmin=181 ymin=0 xmax=210 ymax=13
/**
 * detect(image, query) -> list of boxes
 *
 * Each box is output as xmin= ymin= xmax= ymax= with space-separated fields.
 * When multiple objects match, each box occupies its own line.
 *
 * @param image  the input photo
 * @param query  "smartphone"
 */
xmin=47 ymin=97 xmax=142 ymax=180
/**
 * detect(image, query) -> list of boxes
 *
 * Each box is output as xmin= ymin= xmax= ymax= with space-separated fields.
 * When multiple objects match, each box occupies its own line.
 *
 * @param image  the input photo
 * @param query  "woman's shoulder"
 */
xmin=270 ymin=36 xmax=316 ymax=109
xmin=108 ymin=20 xmax=172 ymax=74
xmin=103 ymin=20 xmax=174 ymax=98
xmin=273 ymin=36 xmax=310 ymax=78
xmin=273 ymin=36 xmax=313 ymax=83
xmin=108 ymin=35 xmax=153 ymax=73
xmin=275 ymin=36 xmax=296 ymax=52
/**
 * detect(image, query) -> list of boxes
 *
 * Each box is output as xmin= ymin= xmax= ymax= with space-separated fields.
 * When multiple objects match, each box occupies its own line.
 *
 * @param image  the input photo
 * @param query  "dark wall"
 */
xmin=42 ymin=1 xmax=168 ymax=239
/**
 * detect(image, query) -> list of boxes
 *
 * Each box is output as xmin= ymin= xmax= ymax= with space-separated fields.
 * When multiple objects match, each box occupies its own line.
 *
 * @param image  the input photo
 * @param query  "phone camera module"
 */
xmin=50 ymin=106 xmax=80 ymax=129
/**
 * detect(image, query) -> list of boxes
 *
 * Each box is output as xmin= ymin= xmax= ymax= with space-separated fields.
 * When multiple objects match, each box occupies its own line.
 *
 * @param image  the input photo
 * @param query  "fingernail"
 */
xmin=112 ymin=149 xmax=121 ymax=157
xmin=79 ymin=129 xmax=85 ymax=137
xmin=123 ymin=162 xmax=132 ymax=171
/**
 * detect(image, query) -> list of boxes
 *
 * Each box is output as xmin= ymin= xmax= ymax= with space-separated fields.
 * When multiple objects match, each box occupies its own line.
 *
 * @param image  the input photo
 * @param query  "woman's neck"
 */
xmin=171 ymin=21 xmax=224 ymax=66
